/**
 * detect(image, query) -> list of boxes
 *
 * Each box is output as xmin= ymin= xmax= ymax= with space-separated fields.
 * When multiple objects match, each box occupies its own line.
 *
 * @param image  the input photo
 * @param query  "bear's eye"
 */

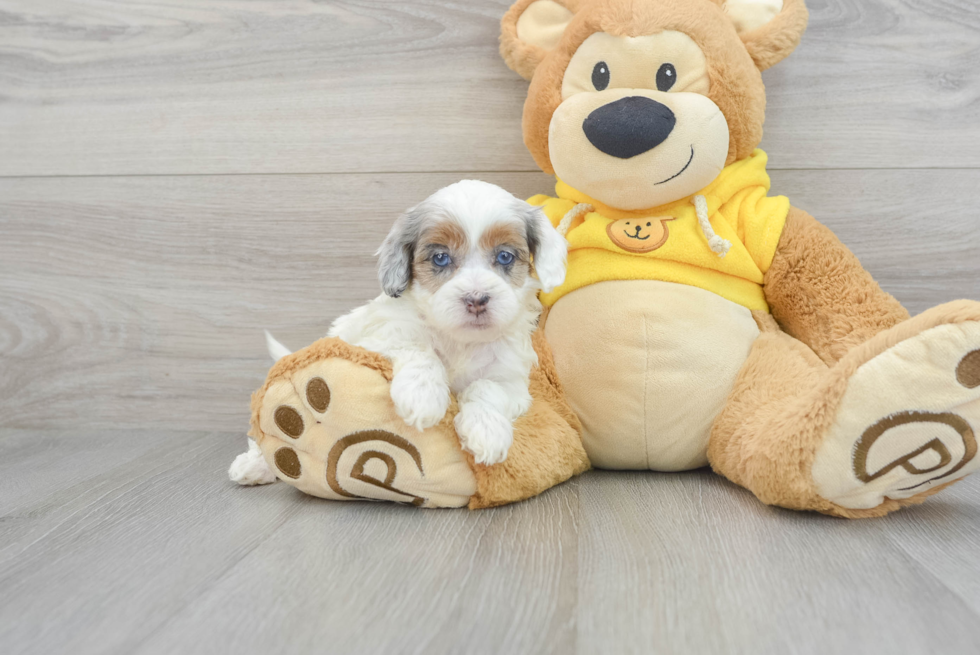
xmin=592 ymin=61 xmax=610 ymax=91
xmin=656 ymin=63 xmax=676 ymax=92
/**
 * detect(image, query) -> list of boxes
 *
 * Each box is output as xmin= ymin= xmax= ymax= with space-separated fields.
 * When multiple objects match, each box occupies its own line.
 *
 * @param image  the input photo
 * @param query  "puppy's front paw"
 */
xmin=454 ymin=403 xmax=514 ymax=466
xmin=390 ymin=368 xmax=451 ymax=431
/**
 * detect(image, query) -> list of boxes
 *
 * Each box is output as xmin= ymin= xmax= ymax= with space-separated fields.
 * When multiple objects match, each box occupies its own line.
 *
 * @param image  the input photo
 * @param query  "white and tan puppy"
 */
xmin=229 ymin=180 xmax=567 ymax=485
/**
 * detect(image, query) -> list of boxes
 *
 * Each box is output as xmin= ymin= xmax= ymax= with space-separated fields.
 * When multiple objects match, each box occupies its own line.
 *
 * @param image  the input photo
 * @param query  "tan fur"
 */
xmin=248 ymin=337 xmax=393 ymax=444
xmin=708 ymin=302 xmax=980 ymax=519
xmin=765 ymin=207 xmax=910 ymax=366
xmin=250 ymin=318 xmax=590 ymax=509
xmin=411 ymin=220 xmax=468 ymax=292
xmin=468 ymin=314 xmax=591 ymax=507
xmin=501 ymin=0 xmax=585 ymax=80
xmin=480 ymin=221 xmax=532 ymax=285
xmin=245 ymin=1 xmax=977 ymax=517
xmin=496 ymin=0 xmax=978 ymax=518
xmin=479 ymin=221 xmax=527 ymax=255
xmin=410 ymin=261 xmax=442 ymax=294
xmin=739 ymin=0 xmax=809 ymax=71
xmin=422 ymin=220 xmax=467 ymax=253
xmin=504 ymin=0 xmax=807 ymax=172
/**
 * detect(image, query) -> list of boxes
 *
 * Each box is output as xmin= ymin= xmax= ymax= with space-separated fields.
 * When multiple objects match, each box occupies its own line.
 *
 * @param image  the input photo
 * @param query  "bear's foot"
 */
xmin=812 ymin=309 xmax=980 ymax=511
xmin=248 ymin=338 xmax=477 ymax=508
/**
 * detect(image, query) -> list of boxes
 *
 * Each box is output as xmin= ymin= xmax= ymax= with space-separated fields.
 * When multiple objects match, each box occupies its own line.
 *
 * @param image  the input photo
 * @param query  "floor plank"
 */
xmin=883 ymin=479 xmax=980 ymax=616
xmin=1 ymin=429 xmax=977 ymax=655
xmin=0 ymin=428 xmax=196 ymax=520
xmin=136 ymin=482 xmax=579 ymax=655
xmin=576 ymin=470 xmax=980 ymax=655
xmin=0 ymin=429 xmax=579 ymax=655
xmin=1 ymin=0 xmax=978 ymax=176
xmin=0 ymin=431 xmax=306 ymax=655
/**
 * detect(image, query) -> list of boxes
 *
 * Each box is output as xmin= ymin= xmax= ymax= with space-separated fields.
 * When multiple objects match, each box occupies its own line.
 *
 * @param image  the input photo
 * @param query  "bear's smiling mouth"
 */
xmin=623 ymin=231 xmax=650 ymax=240
xmin=653 ymin=145 xmax=695 ymax=185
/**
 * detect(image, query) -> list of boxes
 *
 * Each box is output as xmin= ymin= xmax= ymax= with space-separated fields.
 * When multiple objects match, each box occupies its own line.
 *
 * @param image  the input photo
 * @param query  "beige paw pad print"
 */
xmin=813 ymin=323 xmax=980 ymax=509
xmin=252 ymin=350 xmax=476 ymax=508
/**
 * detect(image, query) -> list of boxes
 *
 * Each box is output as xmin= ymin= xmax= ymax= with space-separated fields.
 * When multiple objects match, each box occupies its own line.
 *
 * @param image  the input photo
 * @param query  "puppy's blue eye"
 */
xmin=433 ymin=253 xmax=451 ymax=267
xmin=496 ymin=251 xmax=515 ymax=266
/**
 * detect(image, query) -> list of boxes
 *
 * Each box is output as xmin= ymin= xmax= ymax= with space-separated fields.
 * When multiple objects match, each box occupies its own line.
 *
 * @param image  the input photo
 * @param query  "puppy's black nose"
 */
xmin=582 ymin=96 xmax=676 ymax=159
xmin=464 ymin=293 xmax=490 ymax=316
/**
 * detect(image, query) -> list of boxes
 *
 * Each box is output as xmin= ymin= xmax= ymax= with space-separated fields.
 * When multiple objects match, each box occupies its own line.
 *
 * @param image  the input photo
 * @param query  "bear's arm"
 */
xmin=762 ymin=206 xmax=910 ymax=366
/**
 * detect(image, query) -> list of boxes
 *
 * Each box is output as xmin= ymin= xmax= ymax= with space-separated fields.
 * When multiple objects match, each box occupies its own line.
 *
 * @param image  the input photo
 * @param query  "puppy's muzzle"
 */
xmin=463 ymin=293 xmax=491 ymax=316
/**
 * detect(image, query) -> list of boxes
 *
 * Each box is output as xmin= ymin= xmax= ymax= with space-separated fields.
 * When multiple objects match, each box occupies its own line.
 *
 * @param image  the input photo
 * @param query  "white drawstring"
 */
xmin=693 ymin=194 xmax=731 ymax=257
xmin=556 ymin=203 xmax=593 ymax=237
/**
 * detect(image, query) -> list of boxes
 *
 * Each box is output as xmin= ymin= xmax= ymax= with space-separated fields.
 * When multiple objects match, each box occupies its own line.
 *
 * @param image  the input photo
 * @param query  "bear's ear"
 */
xmin=500 ymin=0 xmax=578 ymax=80
xmin=724 ymin=0 xmax=809 ymax=71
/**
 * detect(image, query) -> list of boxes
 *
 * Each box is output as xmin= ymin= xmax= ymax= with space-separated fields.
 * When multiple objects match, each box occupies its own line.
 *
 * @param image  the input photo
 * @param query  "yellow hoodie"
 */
xmin=530 ymin=149 xmax=790 ymax=312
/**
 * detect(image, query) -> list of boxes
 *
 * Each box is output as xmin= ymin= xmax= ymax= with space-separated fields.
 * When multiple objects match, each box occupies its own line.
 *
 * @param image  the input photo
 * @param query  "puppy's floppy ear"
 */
xmin=500 ymin=0 xmax=577 ymax=81
xmin=724 ymin=0 xmax=809 ymax=71
xmin=521 ymin=203 xmax=567 ymax=293
xmin=376 ymin=205 xmax=426 ymax=298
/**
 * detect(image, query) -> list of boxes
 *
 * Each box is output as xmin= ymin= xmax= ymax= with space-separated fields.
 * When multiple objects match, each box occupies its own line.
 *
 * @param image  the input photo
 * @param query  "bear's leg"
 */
xmin=707 ymin=316 xmax=832 ymax=512
xmin=708 ymin=304 xmax=980 ymax=518
xmin=764 ymin=207 xmax=912 ymax=366
xmin=248 ymin=329 xmax=588 ymax=509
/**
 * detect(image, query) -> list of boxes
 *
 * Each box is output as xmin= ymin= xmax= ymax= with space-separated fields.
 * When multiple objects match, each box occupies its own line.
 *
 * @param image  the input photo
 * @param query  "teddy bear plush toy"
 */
xmin=246 ymin=0 xmax=980 ymax=517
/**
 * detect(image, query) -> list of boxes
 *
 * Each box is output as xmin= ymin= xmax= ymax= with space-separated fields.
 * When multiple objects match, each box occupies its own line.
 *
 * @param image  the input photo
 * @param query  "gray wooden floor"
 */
xmin=1 ymin=1 xmax=979 ymax=653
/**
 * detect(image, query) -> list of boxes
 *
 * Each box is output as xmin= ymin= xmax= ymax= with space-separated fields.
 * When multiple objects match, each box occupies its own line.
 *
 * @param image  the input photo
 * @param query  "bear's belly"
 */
xmin=544 ymin=280 xmax=760 ymax=471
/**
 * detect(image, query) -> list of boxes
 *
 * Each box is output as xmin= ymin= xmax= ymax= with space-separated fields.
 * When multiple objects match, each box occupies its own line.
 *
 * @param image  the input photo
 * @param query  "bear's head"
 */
xmin=500 ymin=0 xmax=808 ymax=210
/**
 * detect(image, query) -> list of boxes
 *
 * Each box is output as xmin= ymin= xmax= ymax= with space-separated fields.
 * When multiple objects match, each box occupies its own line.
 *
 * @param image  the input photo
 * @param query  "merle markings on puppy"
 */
xmin=229 ymin=180 xmax=567 ymax=484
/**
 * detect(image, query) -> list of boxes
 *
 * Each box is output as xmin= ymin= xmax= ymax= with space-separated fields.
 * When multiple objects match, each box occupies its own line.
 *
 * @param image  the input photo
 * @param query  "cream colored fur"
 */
xmin=546 ymin=280 xmax=759 ymax=470
xmin=499 ymin=0 xmax=980 ymax=518
xmin=232 ymin=180 xmax=567 ymax=484
xmin=238 ymin=0 xmax=980 ymax=518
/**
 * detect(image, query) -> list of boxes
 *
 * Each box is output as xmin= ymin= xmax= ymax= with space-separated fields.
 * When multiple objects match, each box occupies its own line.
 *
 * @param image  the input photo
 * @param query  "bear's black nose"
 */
xmin=582 ymin=96 xmax=676 ymax=159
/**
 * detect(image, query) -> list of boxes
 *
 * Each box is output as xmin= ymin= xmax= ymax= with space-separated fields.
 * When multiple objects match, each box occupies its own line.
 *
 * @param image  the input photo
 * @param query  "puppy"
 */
xmin=229 ymin=180 xmax=567 ymax=485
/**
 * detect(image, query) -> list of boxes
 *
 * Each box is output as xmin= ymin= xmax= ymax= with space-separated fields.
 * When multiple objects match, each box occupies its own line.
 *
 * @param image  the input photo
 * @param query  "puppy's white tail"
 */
xmin=264 ymin=330 xmax=292 ymax=362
